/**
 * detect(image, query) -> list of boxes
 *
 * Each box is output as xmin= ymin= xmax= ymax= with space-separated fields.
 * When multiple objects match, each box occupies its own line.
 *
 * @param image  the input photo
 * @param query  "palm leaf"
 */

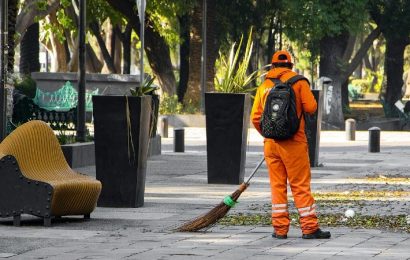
xmin=215 ymin=27 xmax=267 ymax=94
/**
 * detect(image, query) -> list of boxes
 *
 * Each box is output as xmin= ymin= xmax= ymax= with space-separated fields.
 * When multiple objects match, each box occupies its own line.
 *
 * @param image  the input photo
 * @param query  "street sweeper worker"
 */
xmin=250 ymin=50 xmax=331 ymax=239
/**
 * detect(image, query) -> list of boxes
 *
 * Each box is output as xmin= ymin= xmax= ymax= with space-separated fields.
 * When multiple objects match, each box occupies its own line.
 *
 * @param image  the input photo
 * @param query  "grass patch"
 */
xmin=362 ymin=174 xmax=410 ymax=184
xmin=312 ymin=190 xmax=410 ymax=200
xmin=218 ymin=213 xmax=410 ymax=233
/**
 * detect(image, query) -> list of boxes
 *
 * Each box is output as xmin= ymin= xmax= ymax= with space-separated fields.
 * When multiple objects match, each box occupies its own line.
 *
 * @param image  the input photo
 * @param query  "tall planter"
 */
xmin=205 ymin=93 xmax=251 ymax=184
xmin=92 ymin=95 xmax=151 ymax=207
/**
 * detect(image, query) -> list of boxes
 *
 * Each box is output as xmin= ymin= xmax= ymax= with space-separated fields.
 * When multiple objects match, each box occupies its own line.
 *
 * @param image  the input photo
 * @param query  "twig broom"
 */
xmin=176 ymin=158 xmax=265 ymax=232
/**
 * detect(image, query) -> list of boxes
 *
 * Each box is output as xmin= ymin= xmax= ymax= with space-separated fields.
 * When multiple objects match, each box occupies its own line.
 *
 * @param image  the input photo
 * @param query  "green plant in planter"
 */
xmin=56 ymin=129 xmax=93 ymax=145
xmin=56 ymin=130 xmax=76 ymax=145
xmin=126 ymin=76 xmax=159 ymax=163
xmin=130 ymin=76 xmax=157 ymax=97
xmin=215 ymin=27 xmax=268 ymax=94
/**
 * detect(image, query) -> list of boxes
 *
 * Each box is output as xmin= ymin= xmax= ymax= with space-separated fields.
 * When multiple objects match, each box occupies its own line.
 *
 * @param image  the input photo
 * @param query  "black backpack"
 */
xmin=259 ymin=75 xmax=308 ymax=140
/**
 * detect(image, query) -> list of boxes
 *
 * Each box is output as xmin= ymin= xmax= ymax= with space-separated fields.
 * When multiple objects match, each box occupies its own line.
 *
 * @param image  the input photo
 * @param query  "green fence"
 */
xmin=33 ymin=81 xmax=98 ymax=112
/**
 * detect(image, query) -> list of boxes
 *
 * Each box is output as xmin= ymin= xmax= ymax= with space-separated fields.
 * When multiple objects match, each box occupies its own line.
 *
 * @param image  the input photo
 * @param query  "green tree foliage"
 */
xmin=146 ymin=0 xmax=196 ymax=47
xmin=368 ymin=0 xmax=410 ymax=41
xmin=282 ymin=0 xmax=368 ymax=57
xmin=87 ymin=0 xmax=122 ymax=25
xmin=40 ymin=0 xmax=74 ymax=43
xmin=278 ymin=0 xmax=379 ymax=128
xmin=368 ymin=0 xmax=410 ymax=116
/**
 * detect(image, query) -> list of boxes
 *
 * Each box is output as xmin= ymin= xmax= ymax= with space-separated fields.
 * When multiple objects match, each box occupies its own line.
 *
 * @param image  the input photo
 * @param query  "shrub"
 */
xmin=159 ymin=94 xmax=183 ymax=115
xmin=14 ymin=76 xmax=37 ymax=98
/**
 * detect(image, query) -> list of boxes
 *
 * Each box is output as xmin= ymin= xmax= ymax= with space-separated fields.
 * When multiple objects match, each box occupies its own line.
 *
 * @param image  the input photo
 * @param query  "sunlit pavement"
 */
xmin=0 ymin=128 xmax=409 ymax=259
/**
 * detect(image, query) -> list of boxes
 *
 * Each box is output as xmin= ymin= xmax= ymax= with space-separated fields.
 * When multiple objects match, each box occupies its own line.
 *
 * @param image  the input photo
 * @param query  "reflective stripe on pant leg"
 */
xmin=278 ymin=141 xmax=319 ymax=234
xmin=298 ymin=204 xmax=316 ymax=217
xmin=264 ymin=140 xmax=290 ymax=235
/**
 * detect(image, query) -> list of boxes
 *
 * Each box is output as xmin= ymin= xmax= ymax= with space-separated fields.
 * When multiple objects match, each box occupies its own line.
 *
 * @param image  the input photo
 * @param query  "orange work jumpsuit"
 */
xmin=250 ymin=67 xmax=319 ymax=236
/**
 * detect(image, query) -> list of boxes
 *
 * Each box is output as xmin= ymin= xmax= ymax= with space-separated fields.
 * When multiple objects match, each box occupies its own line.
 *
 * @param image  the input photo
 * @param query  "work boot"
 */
xmin=272 ymin=233 xmax=287 ymax=239
xmin=302 ymin=229 xmax=331 ymax=239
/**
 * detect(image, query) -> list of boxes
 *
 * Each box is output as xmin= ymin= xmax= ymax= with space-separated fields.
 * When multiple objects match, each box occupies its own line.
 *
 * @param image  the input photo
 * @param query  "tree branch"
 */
xmin=341 ymin=26 xmax=381 ymax=81
xmin=16 ymin=0 xmax=60 ymax=43
xmin=342 ymin=34 xmax=356 ymax=62
xmin=89 ymin=22 xmax=117 ymax=73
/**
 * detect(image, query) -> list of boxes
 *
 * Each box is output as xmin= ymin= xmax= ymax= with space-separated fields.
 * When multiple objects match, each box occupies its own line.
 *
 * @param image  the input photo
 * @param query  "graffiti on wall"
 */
xmin=324 ymin=85 xmax=333 ymax=115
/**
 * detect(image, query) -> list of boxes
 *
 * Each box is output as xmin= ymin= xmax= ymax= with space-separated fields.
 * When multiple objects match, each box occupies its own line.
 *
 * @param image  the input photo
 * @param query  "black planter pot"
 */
xmin=92 ymin=95 xmax=151 ymax=207
xmin=205 ymin=93 xmax=251 ymax=184
xmin=150 ymin=94 xmax=160 ymax=138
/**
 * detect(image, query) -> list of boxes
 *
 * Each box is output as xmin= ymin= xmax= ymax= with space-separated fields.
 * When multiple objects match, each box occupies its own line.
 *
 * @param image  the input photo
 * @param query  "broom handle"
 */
xmin=244 ymin=157 xmax=265 ymax=185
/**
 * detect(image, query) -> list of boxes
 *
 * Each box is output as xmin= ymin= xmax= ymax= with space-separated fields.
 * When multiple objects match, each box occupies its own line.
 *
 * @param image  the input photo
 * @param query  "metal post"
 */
xmin=0 ymin=0 xmax=8 ymax=141
xmin=137 ymin=0 xmax=146 ymax=85
xmin=200 ymin=0 xmax=207 ymax=113
xmin=76 ymin=0 xmax=86 ymax=142
xmin=45 ymin=50 xmax=49 ymax=72
xmin=368 ymin=127 xmax=380 ymax=153
xmin=174 ymin=128 xmax=184 ymax=152
xmin=345 ymin=118 xmax=356 ymax=141
xmin=160 ymin=116 xmax=168 ymax=138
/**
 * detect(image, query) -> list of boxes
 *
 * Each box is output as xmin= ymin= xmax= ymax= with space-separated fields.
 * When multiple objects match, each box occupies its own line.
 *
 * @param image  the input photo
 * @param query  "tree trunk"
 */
xmin=106 ymin=0 xmax=176 ymax=95
xmin=205 ymin=0 xmax=219 ymax=93
xmin=103 ymin=21 xmax=122 ymax=73
xmin=144 ymin=20 xmax=176 ymax=95
xmin=113 ymin=26 xmax=122 ymax=74
xmin=185 ymin=0 xmax=220 ymax=107
xmin=90 ymin=22 xmax=116 ymax=73
xmin=67 ymin=39 xmax=79 ymax=72
xmin=86 ymin=44 xmax=103 ymax=73
xmin=266 ymin=16 xmax=274 ymax=65
xmin=341 ymin=79 xmax=349 ymax=112
xmin=383 ymin=37 xmax=408 ymax=116
xmin=122 ymin=24 xmax=132 ymax=74
xmin=19 ymin=23 xmax=41 ymax=76
xmin=341 ymin=27 xmax=381 ymax=81
xmin=177 ymin=14 xmax=190 ymax=103
xmin=7 ymin=0 xmax=18 ymax=73
xmin=185 ymin=2 xmax=202 ymax=106
xmin=47 ymin=12 xmax=68 ymax=72
xmin=319 ymin=32 xmax=350 ymax=129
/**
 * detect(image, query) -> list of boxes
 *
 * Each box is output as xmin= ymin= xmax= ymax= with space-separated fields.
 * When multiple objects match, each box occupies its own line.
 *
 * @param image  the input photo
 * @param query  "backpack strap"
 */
xmin=285 ymin=75 xmax=309 ymax=122
xmin=266 ymin=78 xmax=282 ymax=85
xmin=285 ymin=75 xmax=310 ymax=86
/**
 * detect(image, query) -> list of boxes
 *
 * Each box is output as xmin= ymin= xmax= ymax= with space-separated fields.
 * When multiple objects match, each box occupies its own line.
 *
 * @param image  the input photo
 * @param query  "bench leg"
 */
xmin=13 ymin=215 xmax=21 ymax=227
xmin=44 ymin=216 xmax=51 ymax=227
xmin=84 ymin=214 xmax=90 ymax=219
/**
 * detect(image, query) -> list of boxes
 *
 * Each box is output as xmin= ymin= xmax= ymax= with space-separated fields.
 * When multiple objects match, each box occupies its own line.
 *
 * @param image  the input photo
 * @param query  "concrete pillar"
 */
xmin=160 ymin=117 xmax=168 ymax=138
xmin=345 ymin=118 xmax=356 ymax=141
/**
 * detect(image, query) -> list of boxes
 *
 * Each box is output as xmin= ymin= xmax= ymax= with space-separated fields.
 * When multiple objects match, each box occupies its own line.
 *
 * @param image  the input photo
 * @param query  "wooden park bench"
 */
xmin=0 ymin=120 xmax=101 ymax=226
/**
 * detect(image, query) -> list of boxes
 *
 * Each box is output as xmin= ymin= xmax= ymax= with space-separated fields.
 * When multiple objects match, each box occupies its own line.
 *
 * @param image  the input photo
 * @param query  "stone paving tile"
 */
xmin=210 ymin=247 xmax=268 ymax=260
xmin=2 ymin=130 xmax=410 ymax=259
xmin=131 ymin=247 xmax=208 ymax=259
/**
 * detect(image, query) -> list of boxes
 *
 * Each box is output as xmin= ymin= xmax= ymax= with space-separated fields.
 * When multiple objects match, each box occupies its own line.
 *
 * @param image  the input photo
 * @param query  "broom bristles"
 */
xmin=176 ymin=183 xmax=248 ymax=232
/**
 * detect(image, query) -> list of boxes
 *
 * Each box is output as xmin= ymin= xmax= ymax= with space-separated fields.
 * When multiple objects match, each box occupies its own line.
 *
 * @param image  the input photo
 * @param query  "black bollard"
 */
xmin=174 ymin=128 xmax=184 ymax=152
xmin=368 ymin=127 xmax=380 ymax=153
xmin=160 ymin=117 xmax=168 ymax=138
xmin=345 ymin=118 xmax=356 ymax=141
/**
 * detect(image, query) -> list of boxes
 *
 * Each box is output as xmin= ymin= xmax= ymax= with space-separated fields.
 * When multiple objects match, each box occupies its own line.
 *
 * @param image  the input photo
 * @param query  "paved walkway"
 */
xmin=0 ymin=129 xmax=409 ymax=259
